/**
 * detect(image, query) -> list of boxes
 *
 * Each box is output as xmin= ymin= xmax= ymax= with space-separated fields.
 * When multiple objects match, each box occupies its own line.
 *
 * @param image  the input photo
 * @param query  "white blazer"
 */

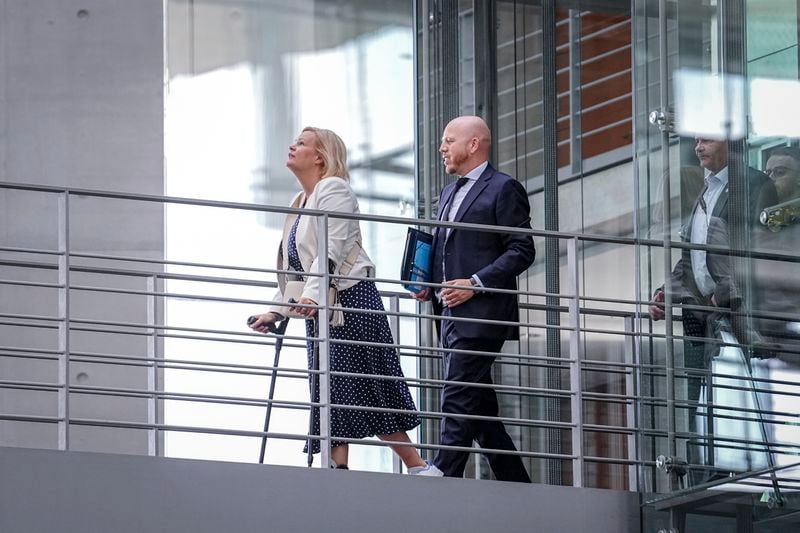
xmin=269 ymin=176 xmax=375 ymax=313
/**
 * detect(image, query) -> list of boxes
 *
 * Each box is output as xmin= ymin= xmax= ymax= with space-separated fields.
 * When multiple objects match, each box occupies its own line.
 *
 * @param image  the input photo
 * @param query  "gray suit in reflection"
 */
xmin=653 ymin=162 xmax=777 ymax=482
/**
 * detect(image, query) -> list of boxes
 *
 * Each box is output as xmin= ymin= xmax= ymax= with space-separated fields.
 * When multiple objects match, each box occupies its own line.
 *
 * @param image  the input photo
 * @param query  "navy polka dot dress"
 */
xmin=287 ymin=215 xmax=420 ymax=454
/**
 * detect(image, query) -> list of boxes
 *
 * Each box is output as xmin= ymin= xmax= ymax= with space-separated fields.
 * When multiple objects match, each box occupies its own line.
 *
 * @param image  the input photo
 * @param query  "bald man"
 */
xmin=411 ymin=116 xmax=535 ymax=482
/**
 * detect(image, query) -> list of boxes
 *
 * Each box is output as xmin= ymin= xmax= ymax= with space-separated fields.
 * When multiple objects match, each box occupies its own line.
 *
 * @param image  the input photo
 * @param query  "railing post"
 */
xmin=57 ymin=192 xmax=70 ymax=451
xmin=316 ymin=214 xmax=331 ymax=469
xmin=389 ymin=294 xmax=403 ymax=474
xmin=146 ymin=274 xmax=159 ymax=456
xmin=567 ymin=237 xmax=584 ymax=487
xmin=657 ymin=0 xmax=678 ymax=489
xmin=624 ymin=314 xmax=640 ymax=491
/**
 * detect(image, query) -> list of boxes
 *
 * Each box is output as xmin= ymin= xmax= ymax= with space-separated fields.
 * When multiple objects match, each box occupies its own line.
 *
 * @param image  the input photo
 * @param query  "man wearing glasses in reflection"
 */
xmin=765 ymin=146 xmax=800 ymax=203
xmin=649 ymin=137 xmax=777 ymax=483
xmin=756 ymin=146 xmax=800 ymax=358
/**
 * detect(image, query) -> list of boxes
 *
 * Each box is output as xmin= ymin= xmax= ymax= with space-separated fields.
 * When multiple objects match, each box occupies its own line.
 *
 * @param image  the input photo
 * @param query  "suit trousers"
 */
xmin=682 ymin=310 xmax=716 ymax=485
xmin=434 ymin=317 xmax=531 ymax=482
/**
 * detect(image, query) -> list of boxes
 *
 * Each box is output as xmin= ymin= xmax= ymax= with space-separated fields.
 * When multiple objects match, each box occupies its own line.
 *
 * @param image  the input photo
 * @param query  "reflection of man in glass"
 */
xmin=757 ymin=146 xmax=800 ymax=355
xmin=649 ymin=137 xmax=778 ymax=482
xmin=765 ymin=146 xmax=800 ymax=202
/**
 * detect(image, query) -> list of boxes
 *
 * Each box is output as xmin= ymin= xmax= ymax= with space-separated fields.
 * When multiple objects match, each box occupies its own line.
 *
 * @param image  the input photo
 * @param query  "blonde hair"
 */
xmin=303 ymin=126 xmax=350 ymax=180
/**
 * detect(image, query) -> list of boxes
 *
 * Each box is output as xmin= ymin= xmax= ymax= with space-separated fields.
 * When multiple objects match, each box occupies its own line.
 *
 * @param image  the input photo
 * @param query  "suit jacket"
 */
xmin=664 ymin=167 xmax=778 ymax=355
xmin=431 ymin=163 xmax=535 ymax=340
xmin=667 ymin=167 xmax=777 ymax=305
xmin=752 ymin=217 xmax=800 ymax=361
xmin=269 ymin=176 xmax=375 ymax=314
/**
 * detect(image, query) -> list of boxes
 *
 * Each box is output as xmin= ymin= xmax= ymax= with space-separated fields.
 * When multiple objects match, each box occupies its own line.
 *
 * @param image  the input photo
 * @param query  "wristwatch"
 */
xmin=469 ymin=275 xmax=478 ymax=286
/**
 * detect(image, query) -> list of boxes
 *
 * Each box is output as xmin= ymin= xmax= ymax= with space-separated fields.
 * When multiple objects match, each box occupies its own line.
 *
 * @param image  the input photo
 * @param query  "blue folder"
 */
xmin=400 ymin=227 xmax=433 ymax=293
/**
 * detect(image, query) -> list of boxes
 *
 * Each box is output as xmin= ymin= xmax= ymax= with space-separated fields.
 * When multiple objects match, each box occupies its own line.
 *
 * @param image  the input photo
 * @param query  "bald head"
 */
xmin=440 ymin=115 xmax=492 ymax=176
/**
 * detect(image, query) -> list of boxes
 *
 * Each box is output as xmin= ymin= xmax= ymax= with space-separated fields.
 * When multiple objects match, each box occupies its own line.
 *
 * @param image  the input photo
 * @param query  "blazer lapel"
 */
xmin=453 ymin=164 xmax=493 ymax=223
xmin=712 ymin=186 xmax=729 ymax=220
xmin=280 ymin=191 xmax=306 ymax=272
xmin=438 ymin=182 xmax=459 ymax=221
xmin=683 ymin=184 xmax=708 ymax=241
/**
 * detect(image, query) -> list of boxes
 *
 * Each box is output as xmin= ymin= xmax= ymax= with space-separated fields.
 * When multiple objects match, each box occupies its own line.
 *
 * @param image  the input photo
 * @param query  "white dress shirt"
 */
xmin=438 ymin=161 xmax=488 ymax=292
xmin=690 ymin=167 xmax=729 ymax=297
xmin=445 ymin=160 xmax=488 ymax=232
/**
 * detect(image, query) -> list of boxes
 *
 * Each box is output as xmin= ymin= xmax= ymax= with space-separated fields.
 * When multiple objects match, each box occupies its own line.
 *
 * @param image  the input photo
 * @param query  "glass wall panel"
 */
xmin=635 ymin=1 xmax=800 ymax=529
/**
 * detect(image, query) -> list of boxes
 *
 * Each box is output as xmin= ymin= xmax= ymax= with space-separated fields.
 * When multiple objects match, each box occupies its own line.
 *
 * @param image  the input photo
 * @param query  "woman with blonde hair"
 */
xmin=250 ymin=127 xmax=439 ymax=475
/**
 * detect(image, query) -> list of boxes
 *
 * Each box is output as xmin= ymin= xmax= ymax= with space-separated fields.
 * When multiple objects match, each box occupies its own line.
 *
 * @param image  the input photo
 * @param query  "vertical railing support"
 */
xmin=316 ymin=214 xmax=332 ymax=469
xmin=657 ymin=0 xmax=678 ymax=490
xmin=624 ymin=315 xmax=641 ymax=491
xmin=389 ymin=294 xmax=403 ymax=474
xmin=567 ymin=237 xmax=584 ymax=487
xmin=146 ymin=275 xmax=159 ymax=456
xmin=57 ymin=192 xmax=71 ymax=451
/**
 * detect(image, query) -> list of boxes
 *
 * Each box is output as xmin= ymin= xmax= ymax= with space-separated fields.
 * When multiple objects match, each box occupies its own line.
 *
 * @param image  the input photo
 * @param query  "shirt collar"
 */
xmin=462 ymin=161 xmax=489 ymax=181
xmin=704 ymin=166 xmax=729 ymax=187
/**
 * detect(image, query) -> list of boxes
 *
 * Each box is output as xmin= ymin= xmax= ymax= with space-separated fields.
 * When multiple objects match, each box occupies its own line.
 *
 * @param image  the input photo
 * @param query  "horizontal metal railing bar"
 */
xmin=69 ymin=417 xmax=318 ymax=444
xmin=640 ymin=428 xmax=800 ymax=453
xmin=1 ymin=411 xmax=583 ymax=462
xmin=36 ymin=368 xmax=577 ymax=405
xmin=634 ymin=427 xmax=800 ymax=453
xmin=0 ymin=311 xmax=65 ymax=324
xmin=583 ymin=456 xmax=639 ymax=466
xmin=68 ymin=283 xmax=315 ymax=308
xmin=0 ymin=382 xmax=575 ymax=432
xmin=70 ymin=250 xmax=287 ymax=276
xmin=0 ymin=278 xmax=64 ymax=290
xmin=0 ymin=317 xmax=579 ymax=364
xmin=0 ymin=347 xmax=65 ymax=357
xmin=583 ymin=424 xmax=636 ymax=436
xmin=670 ymin=431 xmax=800 ymax=453
xmin=0 ymin=414 xmax=64 ymax=424
xmin=5 ymin=313 xmax=582 ymax=360
xmin=5 ymin=181 xmax=800 ymax=265
xmin=5 ymin=408 xmax=583 ymax=462
xmin=580 ymin=393 xmax=634 ymax=406
xmin=4 ymin=404 xmax=798 ymax=462
xmin=0 ymin=245 xmax=63 ymax=257
xmin=0 ymin=352 xmax=60 ymax=364
xmin=5 ymin=347 xmax=797 ymax=410
xmin=0 ymin=181 xmax=644 ymax=248
xmin=639 ymin=366 xmax=800 ymax=392
xmin=324 ymin=403 xmax=576 ymax=430
xmin=0 ymin=380 xmax=63 ymax=393
xmin=312 ymin=435 xmax=579 ymax=461
xmin=0 ymin=348 xmax=576 ymax=393
xmin=0 ymin=337 xmax=571 ymax=373
xmin=12 ymin=323 xmax=770 ymax=376
xmin=5 ymin=343 xmax=799 ymax=394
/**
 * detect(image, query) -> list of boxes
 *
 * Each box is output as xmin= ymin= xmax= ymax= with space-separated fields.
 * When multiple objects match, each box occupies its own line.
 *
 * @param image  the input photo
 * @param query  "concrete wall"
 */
xmin=0 ymin=446 xmax=642 ymax=533
xmin=0 ymin=0 xmax=164 ymax=452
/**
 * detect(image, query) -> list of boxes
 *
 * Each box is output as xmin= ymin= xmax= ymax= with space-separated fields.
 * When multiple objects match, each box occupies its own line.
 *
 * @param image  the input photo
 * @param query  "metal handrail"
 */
xmin=3 ymin=180 xmax=800 ymax=492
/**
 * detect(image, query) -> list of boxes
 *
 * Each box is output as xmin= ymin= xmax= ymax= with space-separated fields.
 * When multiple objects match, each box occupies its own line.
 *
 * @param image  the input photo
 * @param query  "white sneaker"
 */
xmin=408 ymin=461 xmax=444 ymax=477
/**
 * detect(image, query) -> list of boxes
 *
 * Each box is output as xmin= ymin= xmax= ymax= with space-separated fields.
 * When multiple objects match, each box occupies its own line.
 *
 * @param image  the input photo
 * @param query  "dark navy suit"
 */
xmin=431 ymin=163 xmax=535 ymax=482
